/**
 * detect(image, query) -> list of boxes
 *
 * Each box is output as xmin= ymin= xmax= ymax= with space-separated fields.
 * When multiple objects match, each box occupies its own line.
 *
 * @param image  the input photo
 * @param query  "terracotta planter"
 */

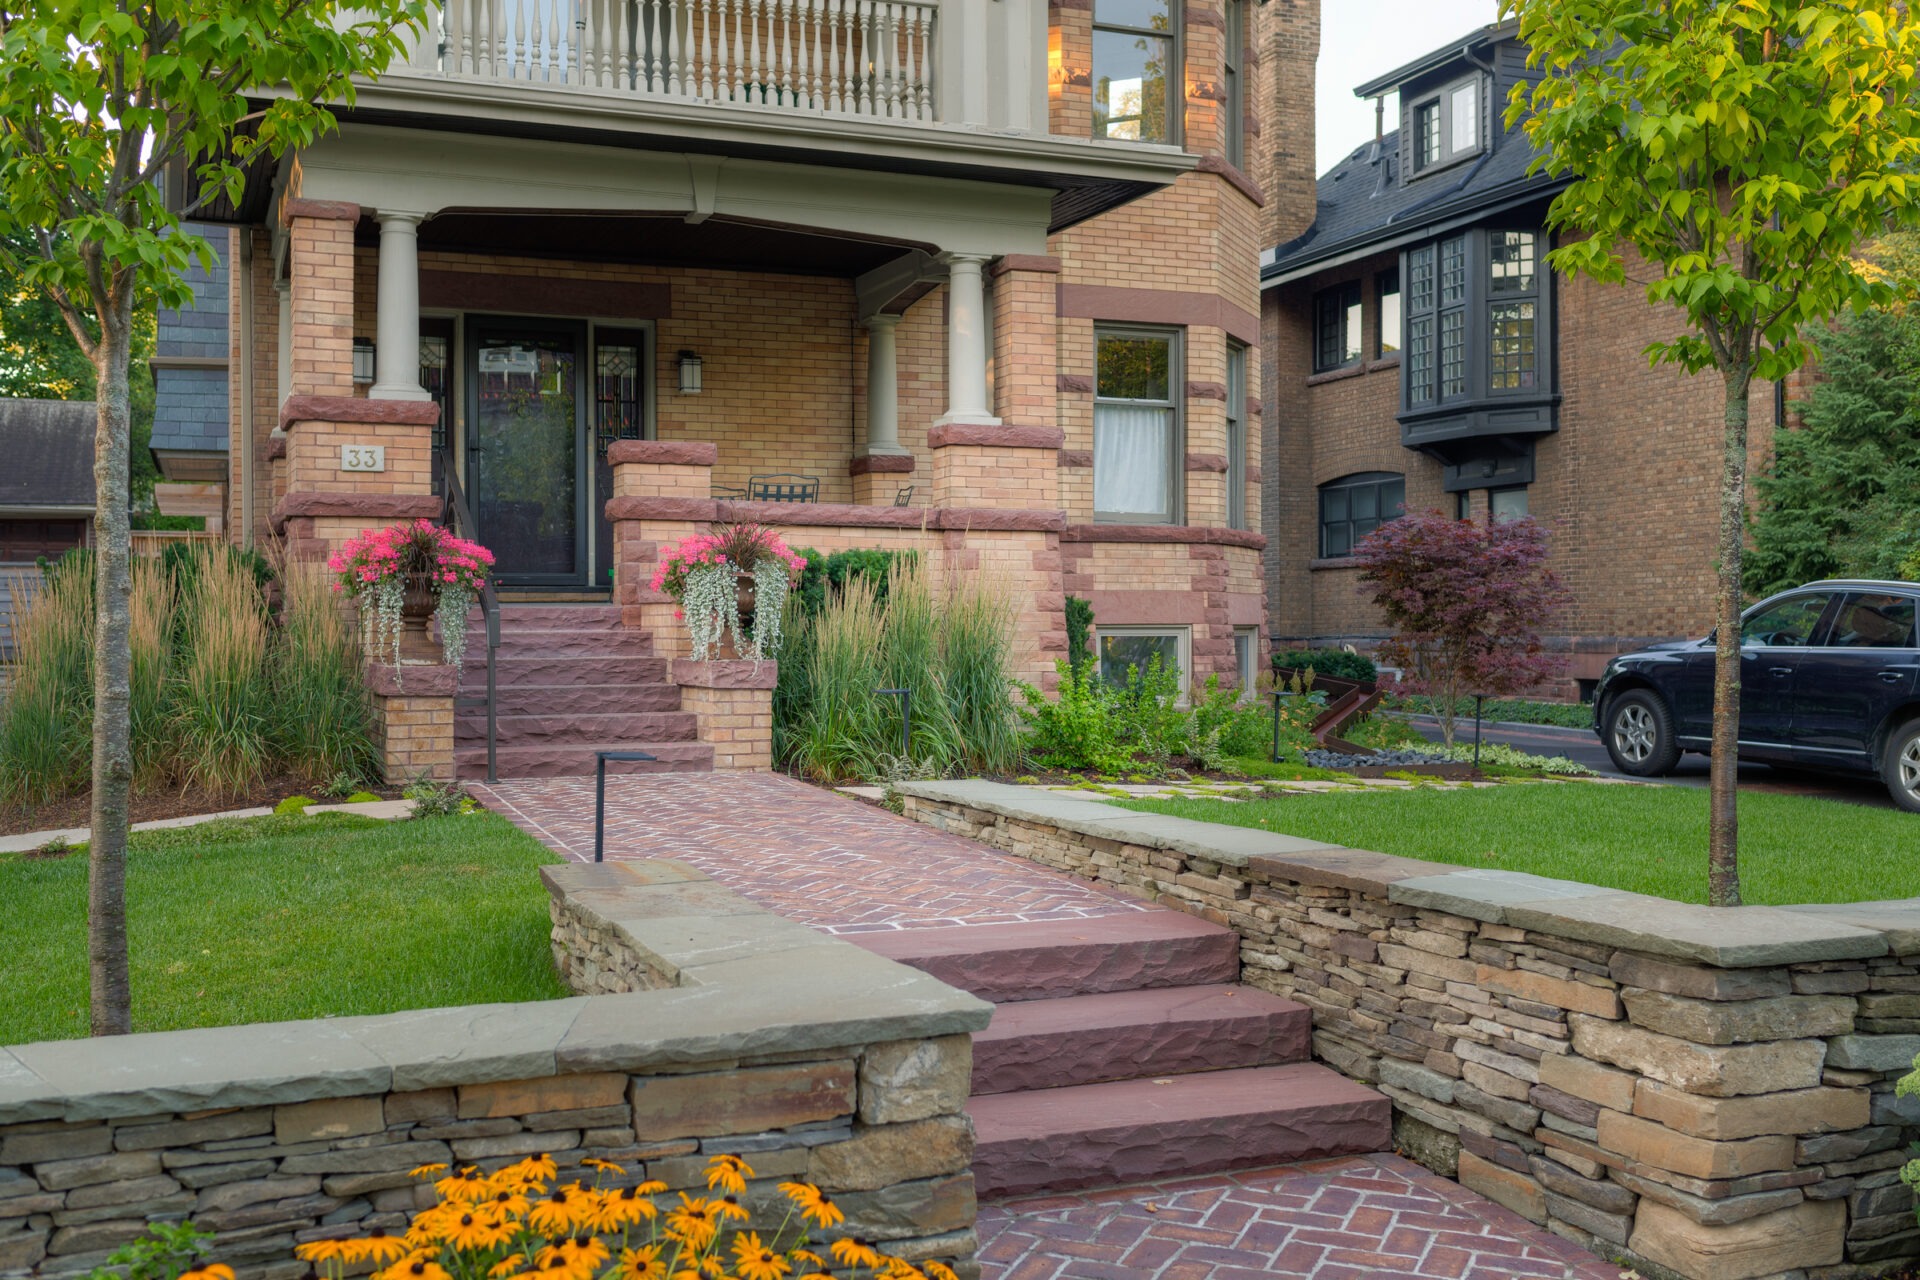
xmin=398 ymin=572 xmax=441 ymax=663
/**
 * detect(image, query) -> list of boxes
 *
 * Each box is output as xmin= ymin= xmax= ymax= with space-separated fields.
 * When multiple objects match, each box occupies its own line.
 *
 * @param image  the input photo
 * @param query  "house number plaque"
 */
xmin=340 ymin=445 xmax=386 ymax=472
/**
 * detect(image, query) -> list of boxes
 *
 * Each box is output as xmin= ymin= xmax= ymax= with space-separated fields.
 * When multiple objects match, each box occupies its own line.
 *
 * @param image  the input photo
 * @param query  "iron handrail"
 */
xmin=440 ymin=447 xmax=499 ymax=783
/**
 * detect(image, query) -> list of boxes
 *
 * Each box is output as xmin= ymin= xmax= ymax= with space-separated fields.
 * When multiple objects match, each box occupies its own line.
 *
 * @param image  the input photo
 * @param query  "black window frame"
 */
xmin=1313 ymin=280 xmax=1363 ymax=374
xmin=1409 ymin=75 xmax=1483 ymax=176
xmin=1399 ymin=227 xmax=1555 ymax=420
xmin=1318 ymin=471 xmax=1406 ymax=559
xmin=1092 ymin=0 xmax=1182 ymax=146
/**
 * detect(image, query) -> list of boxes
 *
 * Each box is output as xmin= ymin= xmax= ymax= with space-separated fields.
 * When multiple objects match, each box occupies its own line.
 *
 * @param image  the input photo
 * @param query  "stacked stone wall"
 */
xmin=899 ymin=785 xmax=1920 ymax=1280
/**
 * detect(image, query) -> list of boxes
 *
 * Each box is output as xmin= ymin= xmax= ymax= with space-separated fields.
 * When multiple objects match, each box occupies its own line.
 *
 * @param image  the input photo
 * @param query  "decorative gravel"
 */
xmin=1305 ymin=748 xmax=1450 ymax=769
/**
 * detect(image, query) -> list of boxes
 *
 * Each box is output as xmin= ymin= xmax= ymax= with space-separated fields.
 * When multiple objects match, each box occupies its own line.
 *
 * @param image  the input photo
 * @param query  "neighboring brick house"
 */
xmin=0 ymin=399 xmax=93 ymax=658
xmin=169 ymin=0 xmax=1317 ymax=776
xmin=148 ymin=222 xmax=233 ymax=533
xmin=1261 ymin=22 xmax=1780 ymax=695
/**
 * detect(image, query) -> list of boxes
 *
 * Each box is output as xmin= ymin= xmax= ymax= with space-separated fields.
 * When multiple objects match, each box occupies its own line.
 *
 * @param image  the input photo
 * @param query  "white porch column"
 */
xmin=863 ymin=314 xmax=907 ymax=455
xmin=370 ymin=211 xmax=430 ymax=401
xmin=937 ymin=252 xmax=1000 ymax=426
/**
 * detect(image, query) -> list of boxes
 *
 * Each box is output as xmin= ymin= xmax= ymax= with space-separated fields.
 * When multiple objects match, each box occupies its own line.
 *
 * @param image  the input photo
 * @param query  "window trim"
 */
xmin=1318 ymin=471 xmax=1406 ymax=559
xmin=1091 ymin=0 xmax=1183 ymax=146
xmin=1233 ymin=626 xmax=1259 ymax=699
xmin=1376 ymin=266 xmax=1402 ymax=358
xmin=1095 ymin=624 xmax=1192 ymax=695
xmin=1399 ymin=227 xmax=1555 ymax=422
xmin=1226 ymin=341 xmax=1248 ymax=530
xmin=1093 ymin=324 xmax=1186 ymax=526
xmin=1222 ymin=0 xmax=1245 ymax=167
xmin=1409 ymin=75 xmax=1484 ymax=176
xmin=1313 ymin=280 xmax=1363 ymax=374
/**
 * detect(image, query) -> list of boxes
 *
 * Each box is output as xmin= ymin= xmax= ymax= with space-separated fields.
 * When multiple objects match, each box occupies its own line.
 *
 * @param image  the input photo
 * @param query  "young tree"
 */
xmin=1354 ymin=510 xmax=1570 ymax=748
xmin=0 ymin=0 xmax=419 ymax=1033
xmin=1504 ymin=0 xmax=1920 ymax=906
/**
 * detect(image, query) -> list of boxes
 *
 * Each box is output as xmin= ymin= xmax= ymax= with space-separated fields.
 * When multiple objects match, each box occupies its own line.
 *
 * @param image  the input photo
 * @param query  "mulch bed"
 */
xmin=0 ymin=774 xmax=404 ymax=839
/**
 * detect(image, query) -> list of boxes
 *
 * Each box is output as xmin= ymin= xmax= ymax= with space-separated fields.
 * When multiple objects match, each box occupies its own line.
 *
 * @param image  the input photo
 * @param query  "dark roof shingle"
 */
xmin=0 ymin=399 xmax=95 ymax=511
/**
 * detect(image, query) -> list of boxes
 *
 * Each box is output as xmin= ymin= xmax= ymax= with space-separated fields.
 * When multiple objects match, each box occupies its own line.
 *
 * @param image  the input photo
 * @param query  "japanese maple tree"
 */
xmin=1355 ymin=510 xmax=1569 ymax=748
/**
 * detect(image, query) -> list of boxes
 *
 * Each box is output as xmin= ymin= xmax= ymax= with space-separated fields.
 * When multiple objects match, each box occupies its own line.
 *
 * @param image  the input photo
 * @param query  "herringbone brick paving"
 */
xmin=977 ymin=1155 xmax=1624 ymax=1280
xmin=469 ymin=773 xmax=1153 ymax=933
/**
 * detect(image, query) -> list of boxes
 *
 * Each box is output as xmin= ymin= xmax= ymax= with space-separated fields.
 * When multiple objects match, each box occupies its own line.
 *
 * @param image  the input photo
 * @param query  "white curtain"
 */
xmin=1094 ymin=404 xmax=1172 ymax=518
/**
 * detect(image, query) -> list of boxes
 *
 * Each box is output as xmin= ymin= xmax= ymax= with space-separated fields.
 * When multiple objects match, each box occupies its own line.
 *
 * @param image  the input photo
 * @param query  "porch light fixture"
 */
xmin=352 ymin=338 xmax=376 ymax=384
xmin=677 ymin=350 xmax=703 ymax=394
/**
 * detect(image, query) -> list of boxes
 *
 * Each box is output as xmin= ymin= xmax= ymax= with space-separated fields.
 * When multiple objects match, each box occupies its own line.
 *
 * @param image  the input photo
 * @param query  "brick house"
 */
xmin=178 ymin=0 xmax=1317 ymax=777
xmin=1260 ymin=21 xmax=1781 ymax=696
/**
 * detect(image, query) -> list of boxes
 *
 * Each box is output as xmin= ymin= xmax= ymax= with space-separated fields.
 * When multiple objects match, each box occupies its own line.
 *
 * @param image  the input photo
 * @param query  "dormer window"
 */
xmin=1411 ymin=78 xmax=1482 ymax=174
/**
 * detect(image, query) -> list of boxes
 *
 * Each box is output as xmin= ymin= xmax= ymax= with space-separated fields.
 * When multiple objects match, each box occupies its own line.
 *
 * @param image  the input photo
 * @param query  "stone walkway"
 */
xmin=469 ymin=773 xmax=1153 ymax=933
xmin=978 ymin=1155 xmax=1624 ymax=1280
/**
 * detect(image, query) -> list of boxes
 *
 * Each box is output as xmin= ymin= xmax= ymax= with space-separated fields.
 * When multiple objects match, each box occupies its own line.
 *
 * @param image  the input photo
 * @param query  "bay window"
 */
xmin=1093 ymin=0 xmax=1178 ymax=144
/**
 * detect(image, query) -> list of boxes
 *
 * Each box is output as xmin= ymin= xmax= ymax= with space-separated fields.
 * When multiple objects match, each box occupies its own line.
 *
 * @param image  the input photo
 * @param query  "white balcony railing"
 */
xmin=415 ymin=0 xmax=939 ymax=121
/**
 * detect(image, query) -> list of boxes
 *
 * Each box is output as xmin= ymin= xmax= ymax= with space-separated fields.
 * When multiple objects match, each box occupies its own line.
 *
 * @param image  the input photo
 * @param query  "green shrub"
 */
xmin=1345 ymin=712 xmax=1427 ymax=749
xmin=1190 ymin=675 xmax=1274 ymax=766
xmin=345 ymin=791 xmax=382 ymax=803
xmin=129 ymin=513 xmax=206 ymax=531
xmin=1019 ymin=660 xmax=1136 ymax=773
xmin=790 ymin=547 xmax=913 ymax=617
xmin=1388 ymin=695 xmax=1593 ymax=729
xmin=404 ymin=774 xmax=469 ymax=816
xmin=1065 ymin=595 xmax=1094 ymax=669
xmin=1273 ymin=648 xmax=1378 ymax=684
xmin=1109 ymin=654 xmax=1190 ymax=764
xmin=274 ymin=796 xmax=316 ymax=815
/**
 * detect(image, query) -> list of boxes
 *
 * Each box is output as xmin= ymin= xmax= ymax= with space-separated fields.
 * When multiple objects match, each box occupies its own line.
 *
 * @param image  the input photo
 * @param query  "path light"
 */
xmin=594 ymin=750 xmax=657 ymax=862
xmin=677 ymin=350 xmax=704 ymax=394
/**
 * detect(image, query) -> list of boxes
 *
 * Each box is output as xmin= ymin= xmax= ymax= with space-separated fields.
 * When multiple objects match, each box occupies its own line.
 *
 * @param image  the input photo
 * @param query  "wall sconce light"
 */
xmin=352 ymin=339 xmax=376 ymax=384
xmin=677 ymin=350 xmax=703 ymax=394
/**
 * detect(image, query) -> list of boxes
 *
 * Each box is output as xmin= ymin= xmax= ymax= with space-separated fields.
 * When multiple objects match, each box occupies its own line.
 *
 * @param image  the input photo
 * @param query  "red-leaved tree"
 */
xmin=1355 ymin=511 xmax=1571 ymax=746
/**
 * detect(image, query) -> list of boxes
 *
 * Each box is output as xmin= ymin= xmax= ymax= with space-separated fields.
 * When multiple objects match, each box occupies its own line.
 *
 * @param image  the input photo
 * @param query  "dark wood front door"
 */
xmin=466 ymin=318 xmax=589 ymax=588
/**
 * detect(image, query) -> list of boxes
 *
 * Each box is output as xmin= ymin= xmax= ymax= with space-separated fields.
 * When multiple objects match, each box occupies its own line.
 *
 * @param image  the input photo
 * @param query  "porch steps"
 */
xmin=454 ymin=604 xmax=713 ymax=779
xmin=853 ymin=910 xmax=1389 ymax=1198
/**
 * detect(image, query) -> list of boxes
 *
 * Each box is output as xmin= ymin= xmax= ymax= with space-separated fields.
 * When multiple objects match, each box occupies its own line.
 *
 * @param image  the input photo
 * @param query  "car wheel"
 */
xmin=1604 ymin=690 xmax=1681 ymax=777
xmin=1885 ymin=720 xmax=1920 ymax=814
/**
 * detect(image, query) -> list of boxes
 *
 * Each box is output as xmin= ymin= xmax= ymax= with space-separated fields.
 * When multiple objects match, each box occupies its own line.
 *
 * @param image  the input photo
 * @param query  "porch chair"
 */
xmin=894 ymin=485 xmax=915 ymax=507
xmin=747 ymin=473 xmax=820 ymax=503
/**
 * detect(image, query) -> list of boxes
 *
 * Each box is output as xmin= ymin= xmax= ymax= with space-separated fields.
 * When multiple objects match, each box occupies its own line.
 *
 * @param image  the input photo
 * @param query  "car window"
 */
xmin=1740 ymin=594 xmax=1831 ymax=647
xmin=1824 ymin=593 xmax=1918 ymax=649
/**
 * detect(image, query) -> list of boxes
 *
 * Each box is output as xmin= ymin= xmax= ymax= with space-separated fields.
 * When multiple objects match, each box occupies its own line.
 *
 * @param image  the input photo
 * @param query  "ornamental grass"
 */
xmin=294 ymin=1153 xmax=956 ymax=1280
xmin=174 ymin=544 xmax=271 ymax=795
xmin=0 ymin=564 xmax=93 ymax=804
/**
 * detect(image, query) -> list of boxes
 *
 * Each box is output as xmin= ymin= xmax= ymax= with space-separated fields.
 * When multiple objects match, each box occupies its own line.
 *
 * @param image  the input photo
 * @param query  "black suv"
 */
xmin=1593 ymin=580 xmax=1920 ymax=812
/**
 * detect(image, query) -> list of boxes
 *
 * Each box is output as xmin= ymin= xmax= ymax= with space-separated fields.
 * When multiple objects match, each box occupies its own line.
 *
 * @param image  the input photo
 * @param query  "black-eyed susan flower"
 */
xmin=594 ymin=1183 xmax=661 ymax=1232
xmin=581 ymin=1157 xmax=626 ymax=1176
xmin=705 ymin=1153 xmax=753 ymax=1196
xmin=779 ymin=1183 xmax=845 ymax=1229
xmin=179 ymin=1265 xmax=236 ymax=1280
xmin=487 ymin=1254 xmax=527 ymax=1279
xmin=437 ymin=1167 xmax=492 ymax=1203
xmin=531 ymin=1244 xmax=594 ymax=1280
xmin=713 ymin=1194 xmax=750 ymax=1224
xmin=731 ymin=1232 xmax=791 ymax=1280
xmin=513 ymin=1153 xmax=561 ymax=1183
xmin=528 ymin=1188 xmax=587 ymax=1236
xmin=410 ymin=1163 xmax=450 ymax=1179
xmin=446 ymin=1210 xmax=515 ymax=1252
xmin=295 ymin=1238 xmax=351 ymax=1266
xmin=375 ymin=1253 xmax=452 ymax=1280
xmin=342 ymin=1230 xmax=413 ymax=1266
xmin=616 ymin=1246 xmax=668 ymax=1280
xmin=665 ymin=1194 xmax=718 ymax=1250
xmin=922 ymin=1264 xmax=959 ymax=1280
xmin=829 ymin=1239 xmax=880 ymax=1270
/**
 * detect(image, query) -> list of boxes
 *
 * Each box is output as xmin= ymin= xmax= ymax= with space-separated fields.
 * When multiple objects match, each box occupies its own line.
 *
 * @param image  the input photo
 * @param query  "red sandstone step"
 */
xmin=971 ymin=984 xmax=1311 ymax=1095
xmin=473 ymin=629 xmax=657 ymax=660
xmin=472 ymin=683 xmax=684 ymax=716
xmin=851 ymin=913 xmax=1239 ymax=1003
xmin=454 ymin=711 xmax=698 ymax=745
xmin=969 ymin=1063 xmax=1391 ymax=1197
xmin=454 ymin=740 xmax=714 ymax=778
xmin=463 ymin=654 xmax=671 ymax=688
xmin=477 ymin=606 xmax=628 ymax=631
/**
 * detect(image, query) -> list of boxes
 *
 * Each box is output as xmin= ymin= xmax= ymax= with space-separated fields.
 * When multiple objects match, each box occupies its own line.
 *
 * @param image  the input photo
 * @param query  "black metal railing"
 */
xmin=440 ymin=446 xmax=500 ymax=783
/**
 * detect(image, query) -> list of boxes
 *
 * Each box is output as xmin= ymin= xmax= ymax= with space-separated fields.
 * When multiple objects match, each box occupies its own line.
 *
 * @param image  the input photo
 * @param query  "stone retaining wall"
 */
xmin=897 ymin=780 xmax=1920 ymax=1280
xmin=0 ymin=862 xmax=990 ymax=1280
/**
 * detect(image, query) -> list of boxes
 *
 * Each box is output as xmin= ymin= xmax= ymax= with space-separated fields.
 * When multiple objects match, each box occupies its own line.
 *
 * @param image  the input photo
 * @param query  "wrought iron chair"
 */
xmin=894 ymin=485 xmax=915 ymax=507
xmin=747 ymin=473 xmax=820 ymax=503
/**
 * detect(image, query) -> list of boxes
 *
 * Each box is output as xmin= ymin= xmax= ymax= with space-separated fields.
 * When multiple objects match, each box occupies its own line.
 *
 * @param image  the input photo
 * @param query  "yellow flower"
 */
xmin=446 ymin=1210 xmax=515 ymax=1252
xmin=375 ymin=1254 xmax=452 ymax=1280
xmin=179 ymin=1266 xmax=236 ymax=1280
xmin=790 ymin=1251 xmax=824 ymax=1270
xmin=731 ymin=1233 xmax=791 ymax=1280
xmin=410 ymin=1163 xmax=451 ymax=1179
xmin=341 ymin=1230 xmax=412 ymax=1266
xmin=880 ymin=1262 xmax=924 ymax=1280
xmin=407 ymin=1204 xmax=460 ymax=1247
xmin=665 ymin=1194 xmax=718 ymax=1250
xmin=581 ymin=1158 xmax=626 ymax=1176
xmin=594 ymin=1183 xmax=661 ymax=1232
xmin=698 ymin=1258 xmax=727 ymax=1279
xmin=485 ymin=1186 xmax=533 ymax=1220
xmin=617 ymin=1246 xmax=669 ymax=1280
xmin=705 ymin=1153 xmax=753 ymax=1196
xmin=531 ymin=1244 xmax=595 ymax=1280
xmin=437 ymin=1167 xmax=492 ymax=1204
xmin=528 ymin=1188 xmax=589 ymax=1236
xmin=713 ymin=1195 xmax=751 ymax=1224
xmin=829 ymin=1239 xmax=881 ymax=1270
xmin=488 ymin=1255 xmax=527 ymax=1279
xmin=922 ymin=1264 xmax=959 ymax=1280
xmin=779 ymin=1184 xmax=845 ymax=1230
xmin=295 ymin=1239 xmax=351 ymax=1266
xmin=509 ymin=1154 xmax=562 ymax=1185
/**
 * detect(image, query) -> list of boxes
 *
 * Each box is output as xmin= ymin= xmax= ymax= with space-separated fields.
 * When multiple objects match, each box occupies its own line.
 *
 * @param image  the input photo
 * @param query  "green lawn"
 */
xmin=0 ymin=810 xmax=569 ymax=1045
xmin=1120 ymin=782 xmax=1920 ymax=906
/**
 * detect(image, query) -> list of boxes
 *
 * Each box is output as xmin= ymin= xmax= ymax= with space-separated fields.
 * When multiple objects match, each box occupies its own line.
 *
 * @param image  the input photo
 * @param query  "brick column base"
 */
xmin=671 ymin=659 xmax=775 ymax=771
xmin=367 ymin=663 xmax=457 ymax=783
xmin=850 ymin=453 xmax=915 ymax=507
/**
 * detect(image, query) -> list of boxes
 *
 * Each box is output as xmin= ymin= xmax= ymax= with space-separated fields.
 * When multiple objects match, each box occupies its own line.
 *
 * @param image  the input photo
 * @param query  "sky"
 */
xmin=1315 ymin=0 xmax=1504 ymax=177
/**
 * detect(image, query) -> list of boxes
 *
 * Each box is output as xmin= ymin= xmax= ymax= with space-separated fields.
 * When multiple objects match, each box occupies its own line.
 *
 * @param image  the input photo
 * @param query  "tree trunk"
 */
xmin=1707 ymin=364 xmax=1753 ymax=909
xmin=88 ymin=289 xmax=136 ymax=1036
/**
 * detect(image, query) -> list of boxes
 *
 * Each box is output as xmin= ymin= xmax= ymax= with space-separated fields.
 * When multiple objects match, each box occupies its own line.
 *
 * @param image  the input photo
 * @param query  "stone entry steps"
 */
xmin=455 ymin=604 xmax=712 ymax=779
xmin=853 ymin=909 xmax=1390 ymax=1198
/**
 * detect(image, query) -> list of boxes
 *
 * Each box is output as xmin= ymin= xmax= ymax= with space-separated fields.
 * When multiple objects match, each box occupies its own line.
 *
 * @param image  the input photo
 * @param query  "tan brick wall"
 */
xmin=289 ymin=216 xmax=355 ymax=398
xmin=371 ymin=693 xmax=454 ymax=782
xmin=1251 ymin=0 xmax=1318 ymax=247
xmin=677 ymin=678 xmax=775 ymax=771
xmin=929 ymin=443 xmax=1057 ymax=510
xmin=1064 ymin=539 xmax=1265 ymax=688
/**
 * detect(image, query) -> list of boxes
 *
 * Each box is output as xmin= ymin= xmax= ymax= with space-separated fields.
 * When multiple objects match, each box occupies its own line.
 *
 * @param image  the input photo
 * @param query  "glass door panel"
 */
xmin=469 ymin=323 xmax=585 ymax=585
xmin=593 ymin=330 xmax=647 ymax=588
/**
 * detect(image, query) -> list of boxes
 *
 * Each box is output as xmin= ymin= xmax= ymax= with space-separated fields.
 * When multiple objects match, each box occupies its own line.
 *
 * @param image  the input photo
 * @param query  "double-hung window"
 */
xmin=1222 ymin=0 xmax=1246 ymax=167
xmin=1488 ymin=231 xmax=1541 ymax=393
xmin=1319 ymin=472 xmax=1405 ymax=557
xmin=1093 ymin=0 xmax=1178 ymax=143
xmin=1094 ymin=328 xmax=1182 ymax=523
xmin=1226 ymin=343 xmax=1248 ymax=530
xmin=1411 ymin=78 xmax=1482 ymax=174
xmin=1313 ymin=281 xmax=1363 ymax=373
xmin=1377 ymin=268 xmax=1402 ymax=357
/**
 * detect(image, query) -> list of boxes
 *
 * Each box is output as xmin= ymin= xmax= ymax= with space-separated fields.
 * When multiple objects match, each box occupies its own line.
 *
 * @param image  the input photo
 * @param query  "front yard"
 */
xmin=1122 ymin=782 xmax=1920 ymax=906
xmin=0 ymin=809 xmax=568 ymax=1045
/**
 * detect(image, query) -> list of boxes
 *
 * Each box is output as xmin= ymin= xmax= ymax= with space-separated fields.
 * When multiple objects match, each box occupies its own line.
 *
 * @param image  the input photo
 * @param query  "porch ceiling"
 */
xmin=393 ymin=211 xmax=931 ymax=277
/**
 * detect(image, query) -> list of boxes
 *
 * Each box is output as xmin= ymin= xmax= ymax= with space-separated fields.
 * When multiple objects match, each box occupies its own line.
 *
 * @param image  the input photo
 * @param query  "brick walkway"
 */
xmin=469 ymin=773 xmax=1152 ymax=933
xmin=977 ymin=1155 xmax=1624 ymax=1280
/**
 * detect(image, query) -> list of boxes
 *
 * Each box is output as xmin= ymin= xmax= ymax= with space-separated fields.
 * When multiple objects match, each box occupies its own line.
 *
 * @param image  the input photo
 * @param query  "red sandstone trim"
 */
xmin=272 ymin=492 xmax=443 ymax=531
xmin=605 ymin=496 xmax=718 ymax=522
xmin=1248 ymin=466 xmax=1263 ymax=484
xmin=1062 ymin=523 xmax=1266 ymax=550
xmin=927 ymin=423 xmax=1066 ymax=450
xmin=1056 ymin=374 xmax=1094 ymax=395
xmin=989 ymin=254 xmax=1063 ymax=278
xmin=1195 ymin=156 xmax=1268 ymax=207
xmin=1187 ymin=381 xmax=1228 ymax=402
xmin=1247 ymin=397 xmax=1264 ymax=415
xmin=1057 ymin=449 xmax=1094 ymax=468
xmin=928 ymin=507 xmax=1067 ymax=533
xmin=266 ymin=435 xmax=287 ymax=460
xmin=1305 ymin=365 xmax=1367 ymax=388
xmin=607 ymin=440 xmax=718 ymax=467
xmin=282 ymin=198 xmax=360 ymax=224
xmin=420 ymin=270 xmax=671 ymax=321
xmin=1185 ymin=3 xmax=1223 ymax=26
xmin=848 ymin=453 xmax=915 ymax=476
xmin=1184 ymin=453 xmax=1229 ymax=473
xmin=1056 ymin=285 xmax=1260 ymax=347
xmin=671 ymin=658 xmax=780 ymax=690
xmin=365 ymin=663 xmax=461 ymax=698
xmin=608 ymin=496 xmax=1066 ymax=533
xmin=281 ymin=395 xmax=441 ymax=432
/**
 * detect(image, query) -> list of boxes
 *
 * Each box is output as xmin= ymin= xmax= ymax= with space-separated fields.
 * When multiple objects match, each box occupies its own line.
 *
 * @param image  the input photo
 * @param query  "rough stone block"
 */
xmin=1622 ymin=989 xmax=1855 ymax=1045
xmin=0 ymin=1127 xmax=110 ymax=1166
xmin=63 ymin=1175 xmax=182 ymax=1211
xmin=385 ymin=1089 xmax=457 ymax=1126
xmin=1544 ymin=1189 xmax=1633 ymax=1245
xmin=1458 ymin=1151 xmax=1546 ymax=1224
xmin=114 ymin=1111 xmax=272 ymax=1151
xmin=806 ymin=1117 xmax=971 ymax=1193
xmin=1596 ymin=1111 xmax=1795 ymax=1180
xmin=1610 ymin=953 xmax=1790 ymax=1002
xmin=1827 ymin=1035 xmax=1920 ymax=1073
xmin=831 ymin=1172 xmax=974 ymax=1242
xmin=274 ymin=1097 xmax=385 ymax=1146
xmin=1570 ymin=1014 xmax=1825 ymax=1097
xmin=857 ymin=1038 xmax=970 ymax=1126
xmin=1528 ymin=1155 xmax=1635 ymax=1214
xmin=33 ymin=1152 xmax=162 ymax=1192
xmin=458 ymin=1073 xmax=629 ymax=1120
xmin=1609 ymin=1168 xmax=1805 ymax=1226
xmin=630 ymin=1063 xmax=855 ymax=1141
xmin=1632 ymin=1079 xmax=1869 ymax=1141
xmin=1377 ymin=1058 xmax=1456 ymax=1105
xmin=1477 ymin=964 xmax=1621 ymax=1019
xmin=196 ymin=1177 xmax=323 ymax=1215
xmin=1537 ymin=1051 xmax=1636 ymax=1112
xmin=1628 ymin=1196 xmax=1843 ymax=1280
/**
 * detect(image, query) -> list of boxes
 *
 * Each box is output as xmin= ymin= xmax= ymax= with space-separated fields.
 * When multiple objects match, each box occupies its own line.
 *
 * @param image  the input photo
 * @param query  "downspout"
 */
xmin=237 ymin=229 xmax=255 ymax=549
